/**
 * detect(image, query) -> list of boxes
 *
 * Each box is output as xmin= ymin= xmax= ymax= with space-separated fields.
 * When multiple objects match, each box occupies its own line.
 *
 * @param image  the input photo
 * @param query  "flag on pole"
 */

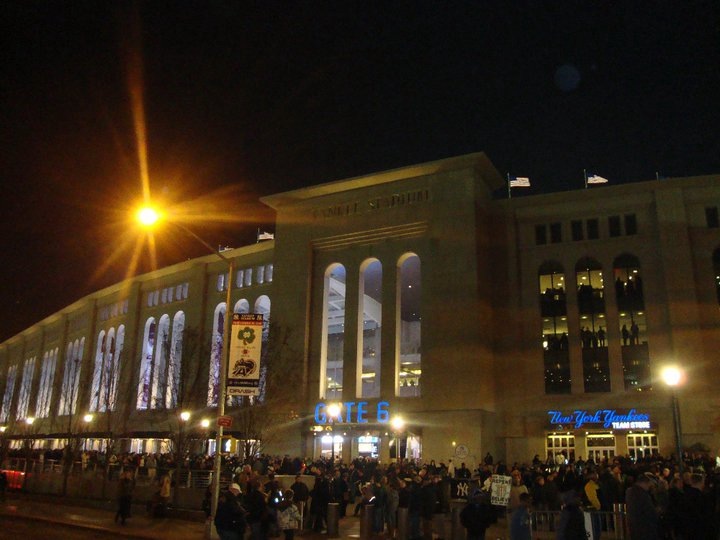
xmin=586 ymin=173 xmax=609 ymax=184
xmin=509 ymin=176 xmax=531 ymax=188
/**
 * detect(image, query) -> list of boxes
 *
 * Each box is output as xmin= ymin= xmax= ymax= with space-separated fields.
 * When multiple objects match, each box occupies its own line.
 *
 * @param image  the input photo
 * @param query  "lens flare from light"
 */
xmin=137 ymin=206 xmax=161 ymax=227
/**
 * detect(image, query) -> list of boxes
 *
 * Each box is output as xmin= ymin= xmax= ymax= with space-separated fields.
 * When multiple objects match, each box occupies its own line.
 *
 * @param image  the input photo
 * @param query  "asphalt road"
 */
xmin=0 ymin=515 xmax=128 ymax=539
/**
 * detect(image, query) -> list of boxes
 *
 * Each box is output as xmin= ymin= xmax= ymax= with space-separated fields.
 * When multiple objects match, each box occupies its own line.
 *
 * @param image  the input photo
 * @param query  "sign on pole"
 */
xmin=217 ymin=415 xmax=233 ymax=428
xmin=490 ymin=474 xmax=512 ymax=506
xmin=227 ymin=313 xmax=264 ymax=396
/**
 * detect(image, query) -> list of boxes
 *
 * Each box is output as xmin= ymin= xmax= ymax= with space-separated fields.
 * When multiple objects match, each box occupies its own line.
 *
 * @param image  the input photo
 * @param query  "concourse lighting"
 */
xmin=83 ymin=414 xmax=94 ymax=423
xmin=201 ymin=419 xmax=210 ymax=429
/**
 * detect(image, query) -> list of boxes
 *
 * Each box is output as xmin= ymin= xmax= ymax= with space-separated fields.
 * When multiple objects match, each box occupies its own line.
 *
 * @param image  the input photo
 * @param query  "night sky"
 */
xmin=1 ymin=1 xmax=719 ymax=342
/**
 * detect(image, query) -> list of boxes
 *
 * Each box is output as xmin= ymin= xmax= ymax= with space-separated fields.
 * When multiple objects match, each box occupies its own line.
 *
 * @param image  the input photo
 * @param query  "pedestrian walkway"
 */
xmin=0 ymin=493 xmax=510 ymax=539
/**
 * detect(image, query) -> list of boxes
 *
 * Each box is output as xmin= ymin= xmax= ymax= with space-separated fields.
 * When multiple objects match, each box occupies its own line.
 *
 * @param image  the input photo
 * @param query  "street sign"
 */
xmin=217 ymin=415 xmax=233 ymax=428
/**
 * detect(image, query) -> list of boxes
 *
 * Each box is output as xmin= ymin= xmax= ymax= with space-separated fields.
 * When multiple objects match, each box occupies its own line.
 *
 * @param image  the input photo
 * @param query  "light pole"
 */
xmin=136 ymin=205 xmax=234 ymax=520
xmin=83 ymin=414 xmax=94 ymax=452
xmin=201 ymin=419 xmax=210 ymax=456
xmin=326 ymin=403 xmax=341 ymax=463
xmin=661 ymin=366 xmax=684 ymax=473
xmin=391 ymin=416 xmax=405 ymax=465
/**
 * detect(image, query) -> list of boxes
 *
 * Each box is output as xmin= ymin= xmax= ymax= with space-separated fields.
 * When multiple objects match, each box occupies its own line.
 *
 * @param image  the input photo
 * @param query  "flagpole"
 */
xmin=583 ymin=169 xmax=588 ymax=189
xmin=507 ymin=173 xmax=511 ymax=199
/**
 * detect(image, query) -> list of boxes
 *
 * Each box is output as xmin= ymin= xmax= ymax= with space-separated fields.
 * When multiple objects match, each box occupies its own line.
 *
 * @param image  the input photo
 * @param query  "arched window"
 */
xmin=320 ymin=264 xmax=346 ymax=399
xmin=166 ymin=312 xmax=185 ymax=409
xmin=255 ymin=295 xmax=271 ymax=402
xmin=16 ymin=356 xmax=36 ymax=420
xmin=137 ymin=318 xmax=156 ymax=410
xmin=207 ymin=303 xmax=226 ymax=406
xmin=109 ymin=326 xmax=125 ymax=411
xmin=235 ymin=299 xmax=250 ymax=314
xmin=538 ymin=262 xmax=570 ymax=394
xmin=60 ymin=338 xmax=84 ymax=416
xmin=575 ymin=258 xmax=610 ymax=392
xmin=97 ymin=327 xmax=116 ymax=412
xmin=397 ymin=254 xmax=421 ymax=397
xmin=613 ymin=253 xmax=650 ymax=390
xmin=36 ymin=348 xmax=57 ymax=418
xmin=359 ymin=259 xmax=382 ymax=398
xmin=90 ymin=330 xmax=107 ymax=412
xmin=151 ymin=315 xmax=171 ymax=409
xmin=0 ymin=364 xmax=18 ymax=422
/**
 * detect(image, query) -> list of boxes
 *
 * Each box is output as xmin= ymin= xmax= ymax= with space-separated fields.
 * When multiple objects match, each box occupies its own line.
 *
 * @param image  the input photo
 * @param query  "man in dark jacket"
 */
xmin=460 ymin=489 xmax=495 ymax=540
xmin=214 ymin=483 xmax=247 ymax=540
xmin=626 ymin=474 xmax=659 ymax=540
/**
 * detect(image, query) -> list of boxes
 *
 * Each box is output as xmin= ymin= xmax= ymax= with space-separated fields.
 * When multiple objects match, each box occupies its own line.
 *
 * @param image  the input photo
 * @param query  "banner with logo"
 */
xmin=227 ymin=313 xmax=264 ymax=396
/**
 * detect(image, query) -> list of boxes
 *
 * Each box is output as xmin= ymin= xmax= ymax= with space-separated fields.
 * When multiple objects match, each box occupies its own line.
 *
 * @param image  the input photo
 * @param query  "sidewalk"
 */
xmin=0 ymin=493 xmax=509 ymax=540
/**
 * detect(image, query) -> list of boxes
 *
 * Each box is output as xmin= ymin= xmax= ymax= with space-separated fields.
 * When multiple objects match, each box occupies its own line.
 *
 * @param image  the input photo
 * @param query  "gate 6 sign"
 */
xmin=227 ymin=313 xmax=264 ymax=396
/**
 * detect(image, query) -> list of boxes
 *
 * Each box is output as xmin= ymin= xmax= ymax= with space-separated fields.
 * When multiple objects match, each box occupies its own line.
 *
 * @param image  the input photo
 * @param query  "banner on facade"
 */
xmin=490 ymin=474 xmax=512 ymax=506
xmin=227 ymin=313 xmax=264 ymax=396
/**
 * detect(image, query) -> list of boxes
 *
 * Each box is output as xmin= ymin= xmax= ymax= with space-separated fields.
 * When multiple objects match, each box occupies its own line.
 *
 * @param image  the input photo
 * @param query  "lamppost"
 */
xmin=201 ymin=419 xmax=210 ymax=456
xmin=326 ymin=403 xmax=341 ymax=463
xmin=391 ymin=416 xmax=405 ymax=465
xmin=661 ymin=366 xmax=684 ymax=473
xmin=83 ymin=413 xmax=94 ymax=452
xmin=136 ymin=205 xmax=234 ymax=520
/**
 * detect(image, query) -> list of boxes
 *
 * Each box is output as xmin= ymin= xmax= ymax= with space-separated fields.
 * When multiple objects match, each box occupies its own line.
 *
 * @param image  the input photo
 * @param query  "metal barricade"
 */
xmin=529 ymin=509 xmax=627 ymax=540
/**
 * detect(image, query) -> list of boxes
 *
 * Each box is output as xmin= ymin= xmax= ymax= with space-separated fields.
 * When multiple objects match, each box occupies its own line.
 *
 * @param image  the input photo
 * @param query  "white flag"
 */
xmin=509 ymin=176 xmax=531 ymax=188
xmin=587 ymin=174 xmax=609 ymax=184
xmin=257 ymin=231 xmax=275 ymax=241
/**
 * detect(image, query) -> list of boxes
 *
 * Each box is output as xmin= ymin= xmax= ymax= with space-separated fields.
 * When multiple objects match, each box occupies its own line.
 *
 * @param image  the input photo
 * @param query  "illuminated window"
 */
xmin=627 ymin=433 xmax=659 ymax=460
xmin=0 ymin=365 xmax=18 ymax=423
xmin=359 ymin=259 xmax=382 ymax=399
xmin=545 ymin=434 xmax=575 ymax=462
xmin=320 ymin=264 xmax=346 ymax=400
xmin=59 ymin=338 xmax=84 ymax=416
xmin=207 ymin=303 xmax=226 ymax=407
xmin=136 ymin=318 xmax=157 ymax=410
xmin=614 ymin=253 xmax=650 ymax=391
xmin=16 ymin=356 xmax=36 ymax=420
xmin=539 ymin=261 xmax=570 ymax=394
xmin=576 ymin=257 xmax=610 ymax=392
xmin=36 ymin=348 xmax=58 ymax=418
xmin=398 ymin=254 xmax=421 ymax=397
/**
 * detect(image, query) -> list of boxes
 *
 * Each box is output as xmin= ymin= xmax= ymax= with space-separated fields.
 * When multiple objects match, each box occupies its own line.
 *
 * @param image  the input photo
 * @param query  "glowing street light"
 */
xmin=136 ymin=206 xmax=161 ymax=227
xmin=662 ymin=366 xmax=684 ymax=473
xmin=180 ymin=411 xmax=191 ymax=422
xmin=391 ymin=416 xmax=406 ymax=464
xmin=83 ymin=414 xmax=94 ymax=424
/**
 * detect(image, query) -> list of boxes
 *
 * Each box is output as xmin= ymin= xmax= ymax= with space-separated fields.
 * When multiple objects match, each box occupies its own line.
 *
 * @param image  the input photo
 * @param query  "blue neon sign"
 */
xmin=547 ymin=409 xmax=651 ymax=430
xmin=315 ymin=401 xmax=390 ymax=424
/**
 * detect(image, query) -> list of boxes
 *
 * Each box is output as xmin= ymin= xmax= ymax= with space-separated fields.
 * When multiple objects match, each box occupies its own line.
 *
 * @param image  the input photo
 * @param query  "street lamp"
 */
xmin=83 ymin=414 xmax=94 ymax=451
xmin=661 ymin=366 xmax=684 ymax=473
xmin=326 ymin=404 xmax=341 ymax=462
xmin=136 ymin=205 xmax=234 ymax=520
xmin=391 ymin=416 xmax=406 ymax=464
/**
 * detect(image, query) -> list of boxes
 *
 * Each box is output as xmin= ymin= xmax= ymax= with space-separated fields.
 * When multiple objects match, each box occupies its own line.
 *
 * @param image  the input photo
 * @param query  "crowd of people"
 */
xmin=6 ymin=446 xmax=720 ymax=540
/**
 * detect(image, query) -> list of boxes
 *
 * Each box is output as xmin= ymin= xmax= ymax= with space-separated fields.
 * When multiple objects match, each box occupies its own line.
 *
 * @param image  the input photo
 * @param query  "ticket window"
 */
xmin=586 ymin=434 xmax=616 ymax=462
xmin=627 ymin=433 xmax=658 ymax=460
xmin=546 ymin=434 xmax=575 ymax=463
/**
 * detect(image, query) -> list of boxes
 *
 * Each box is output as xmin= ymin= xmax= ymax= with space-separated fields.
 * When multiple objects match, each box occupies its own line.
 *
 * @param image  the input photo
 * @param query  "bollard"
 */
xmin=327 ymin=502 xmax=340 ymax=538
xmin=613 ymin=503 xmax=626 ymax=540
xmin=360 ymin=504 xmax=374 ymax=540
xmin=397 ymin=507 xmax=409 ymax=540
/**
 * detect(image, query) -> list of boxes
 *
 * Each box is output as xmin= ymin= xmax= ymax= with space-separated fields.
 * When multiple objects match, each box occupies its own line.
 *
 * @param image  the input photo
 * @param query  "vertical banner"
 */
xmin=227 ymin=313 xmax=264 ymax=396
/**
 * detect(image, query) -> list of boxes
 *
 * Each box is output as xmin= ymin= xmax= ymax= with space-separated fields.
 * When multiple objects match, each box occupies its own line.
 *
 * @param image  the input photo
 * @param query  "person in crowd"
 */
xmin=214 ymin=483 xmax=247 ymax=540
xmin=332 ymin=469 xmax=350 ymax=517
xmin=158 ymin=473 xmax=171 ymax=515
xmin=276 ymin=489 xmax=301 ymax=540
xmin=556 ymin=490 xmax=586 ymax=540
xmin=510 ymin=492 xmax=532 ymax=540
xmin=531 ymin=474 xmax=548 ymax=510
xmin=419 ymin=474 xmax=437 ymax=540
xmin=456 ymin=462 xmax=471 ymax=479
xmin=310 ymin=469 xmax=331 ymax=533
xmin=115 ymin=470 xmax=135 ymax=526
xmin=289 ymin=474 xmax=309 ymax=529
xmin=508 ymin=469 xmax=529 ymax=512
xmin=460 ymin=488 xmax=495 ymax=540
xmin=385 ymin=477 xmax=401 ymax=539
xmin=246 ymin=478 xmax=270 ymax=540
xmin=679 ymin=473 xmax=716 ymax=539
xmin=626 ymin=474 xmax=659 ymax=540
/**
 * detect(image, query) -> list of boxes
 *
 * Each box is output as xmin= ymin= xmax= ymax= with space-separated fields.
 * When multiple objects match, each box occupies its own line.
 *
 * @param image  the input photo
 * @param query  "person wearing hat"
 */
xmin=215 ymin=483 xmax=247 ymax=540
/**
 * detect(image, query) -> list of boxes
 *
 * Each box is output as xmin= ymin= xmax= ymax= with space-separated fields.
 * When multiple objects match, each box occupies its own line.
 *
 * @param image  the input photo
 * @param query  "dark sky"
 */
xmin=1 ymin=1 xmax=719 ymax=342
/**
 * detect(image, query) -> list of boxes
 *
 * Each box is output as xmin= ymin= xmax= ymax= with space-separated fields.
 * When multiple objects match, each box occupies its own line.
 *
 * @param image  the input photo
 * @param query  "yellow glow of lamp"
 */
xmin=83 ymin=414 xmax=94 ymax=424
xmin=661 ymin=366 xmax=682 ymax=387
xmin=137 ymin=206 xmax=161 ymax=227
xmin=391 ymin=416 xmax=405 ymax=431
xmin=180 ymin=411 xmax=191 ymax=422
xmin=327 ymin=403 xmax=341 ymax=420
